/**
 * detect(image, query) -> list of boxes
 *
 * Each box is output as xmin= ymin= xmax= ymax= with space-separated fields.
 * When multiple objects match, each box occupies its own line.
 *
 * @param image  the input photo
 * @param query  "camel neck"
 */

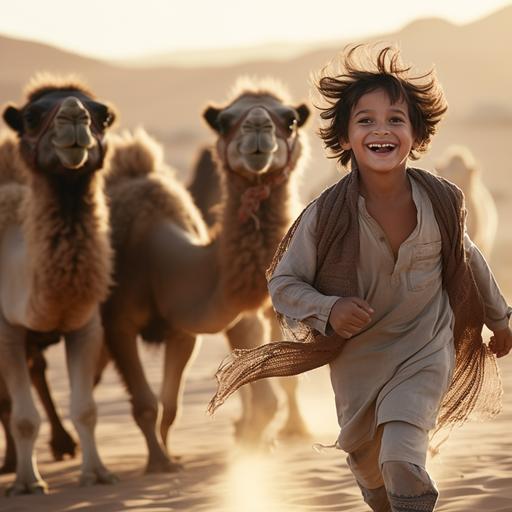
xmin=21 ymin=171 xmax=112 ymax=332
xmin=216 ymin=173 xmax=296 ymax=311
xmin=35 ymin=171 xmax=97 ymax=218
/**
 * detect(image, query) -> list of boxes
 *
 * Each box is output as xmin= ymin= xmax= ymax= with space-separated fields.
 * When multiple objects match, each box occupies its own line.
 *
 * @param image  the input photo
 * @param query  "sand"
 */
xmin=0 ymin=329 xmax=511 ymax=511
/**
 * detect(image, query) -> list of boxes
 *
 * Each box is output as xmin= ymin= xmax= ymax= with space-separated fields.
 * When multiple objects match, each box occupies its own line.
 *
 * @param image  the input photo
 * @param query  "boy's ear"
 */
xmin=340 ymin=138 xmax=351 ymax=150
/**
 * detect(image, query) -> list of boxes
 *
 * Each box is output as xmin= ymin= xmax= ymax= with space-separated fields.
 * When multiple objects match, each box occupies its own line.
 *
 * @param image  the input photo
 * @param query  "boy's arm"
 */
xmin=464 ymin=233 xmax=512 ymax=331
xmin=268 ymin=203 xmax=339 ymax=336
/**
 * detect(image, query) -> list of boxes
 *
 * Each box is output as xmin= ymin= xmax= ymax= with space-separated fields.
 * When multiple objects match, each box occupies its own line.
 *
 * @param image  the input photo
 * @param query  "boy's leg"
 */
xmin=347 ymin=426 xmax=391 ymax=512
xmin=379 ymin=421 xmax=438 ymax=512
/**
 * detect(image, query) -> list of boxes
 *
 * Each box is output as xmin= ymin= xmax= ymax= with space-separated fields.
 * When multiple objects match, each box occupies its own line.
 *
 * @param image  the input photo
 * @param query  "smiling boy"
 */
xmin=209 ymin=45 xmax=512 ymax=512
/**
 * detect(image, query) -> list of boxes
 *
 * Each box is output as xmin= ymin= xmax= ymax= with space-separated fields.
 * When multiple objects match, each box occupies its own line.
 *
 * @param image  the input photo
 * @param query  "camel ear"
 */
xmin=3 ymin=105 xmax=23 ymax=134
xmin=203 ymin=106 xmax=222 ymax=132
xmin=295 ymin=103 xmax=310 ymax=127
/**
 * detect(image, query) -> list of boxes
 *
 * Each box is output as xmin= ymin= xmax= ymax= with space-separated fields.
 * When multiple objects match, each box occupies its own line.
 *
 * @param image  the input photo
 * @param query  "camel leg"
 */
xmin=267 ymin=310 xmax=310 ymax=439
xmin=28 ymin=348 xmax=78 ymax=461
xmin=0 ymin=316 xmax=47 ymax=495
xmin=103 ymin=318 xmax=179 ymax=474
xmin=93 ymin=342 xmax=110 ymax=387
xmin=64 ymin=311 xmax=118 ymax=486
xmin=225 ymin=312 xmax=278 ymax=444
xmin=159 ymin=330 xmax=197 ymax=449
xmin=0 ymin=372 xmax=16 ymax=474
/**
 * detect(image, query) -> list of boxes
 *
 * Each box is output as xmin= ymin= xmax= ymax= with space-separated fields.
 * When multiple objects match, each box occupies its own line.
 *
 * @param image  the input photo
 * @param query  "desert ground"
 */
xmin=0 ymin=329 xmax=511 ymax=511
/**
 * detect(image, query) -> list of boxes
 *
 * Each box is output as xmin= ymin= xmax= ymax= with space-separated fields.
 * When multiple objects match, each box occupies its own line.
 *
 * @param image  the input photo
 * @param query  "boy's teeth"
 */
xmin=367 ymin=143 xmax=396 ymax=152
xmin=368 ymin=143 xmax=395 ymax=148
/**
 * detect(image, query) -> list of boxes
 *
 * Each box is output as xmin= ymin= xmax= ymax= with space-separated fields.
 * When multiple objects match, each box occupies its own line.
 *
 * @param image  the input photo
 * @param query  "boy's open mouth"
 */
xmin=367 ymin=143 xmax=396 ymax=153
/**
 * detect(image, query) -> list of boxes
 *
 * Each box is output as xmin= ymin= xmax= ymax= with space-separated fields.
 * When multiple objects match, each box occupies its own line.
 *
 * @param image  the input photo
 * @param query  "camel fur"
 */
xmin=100 ymin=80 xmax=310 ymax=473
xmin=0 ymin=76 xmax=117 ymax=495
xmin=436 ymin=145 xmax=498 ymax=258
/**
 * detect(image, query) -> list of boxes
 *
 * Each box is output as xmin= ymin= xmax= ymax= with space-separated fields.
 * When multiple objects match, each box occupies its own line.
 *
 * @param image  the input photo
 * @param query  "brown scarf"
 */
xmin=208 ymin=168 xmax=502 ymax=432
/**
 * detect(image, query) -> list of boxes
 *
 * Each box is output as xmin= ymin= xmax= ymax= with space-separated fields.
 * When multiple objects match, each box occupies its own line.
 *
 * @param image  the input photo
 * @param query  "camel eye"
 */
xmin=23 ymin=106 xmax=43 ymax=129
xmin=217 ymin=113 xmax=235 ymax=135
xmin=277 ymin=108 xmax=298 ymax=134
xmin=87 ymin=101 xmax=113 ymax=129
xmin=282 ymin=114 xmax=297 ymax=134
xmin=103 ymin=111 xmax=114 ymax=128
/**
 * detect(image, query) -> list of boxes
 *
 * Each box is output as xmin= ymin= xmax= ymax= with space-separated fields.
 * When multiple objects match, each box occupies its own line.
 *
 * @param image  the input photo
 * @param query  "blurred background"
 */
xmin=2 ymin=2 xmax=511 ymax=270
xmin=3 ymin=2 xmax=511 ymax=277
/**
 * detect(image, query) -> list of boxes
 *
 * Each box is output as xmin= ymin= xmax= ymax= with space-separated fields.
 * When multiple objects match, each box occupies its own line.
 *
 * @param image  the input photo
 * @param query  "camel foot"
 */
xmin=50 ymin=430 xmax=78 ymax=461
xmin=145 ymin=455 xmax=183 ymax=474
xmin=79 ymin=467 xmax=119 ymax=487
xmin=237 ymin=428 xmax=264 ymax=447
xmin=5 ymin=479 xmax=48 ymax=496
xmin=278 ymin=419 xmax=312 ymax=440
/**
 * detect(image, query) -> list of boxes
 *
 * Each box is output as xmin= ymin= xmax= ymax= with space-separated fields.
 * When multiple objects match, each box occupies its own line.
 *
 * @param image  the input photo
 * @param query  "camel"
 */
xmin=0 ymin=76 xmax=117 ymax=494
xmin=101 ymin=80 xmax=310 ymax=473
xmin=0 ymin=137 xmax=78 ymax=475
xmin=436 ymin=145 xmax=498 ymax=258
xmin=188 ymin=145 xmax=311 ymax=440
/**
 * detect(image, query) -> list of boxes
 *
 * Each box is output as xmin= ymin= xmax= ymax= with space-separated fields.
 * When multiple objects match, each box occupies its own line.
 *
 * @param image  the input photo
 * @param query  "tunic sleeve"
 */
xmin=268 ymin=202 xmax=340 ymax=336
xmin=464 ymin=233 xmax=512 ymax=331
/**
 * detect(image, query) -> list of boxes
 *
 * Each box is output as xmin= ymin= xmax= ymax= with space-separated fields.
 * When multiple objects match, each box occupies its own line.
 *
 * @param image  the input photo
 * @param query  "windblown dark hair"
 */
xmin=315 ymin=44 xmax=448 ymax=167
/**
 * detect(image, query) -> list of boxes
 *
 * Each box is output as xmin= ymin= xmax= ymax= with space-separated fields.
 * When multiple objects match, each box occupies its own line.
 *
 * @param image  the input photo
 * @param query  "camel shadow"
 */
xmin=0 ymin=451 xmax=228 ymax=512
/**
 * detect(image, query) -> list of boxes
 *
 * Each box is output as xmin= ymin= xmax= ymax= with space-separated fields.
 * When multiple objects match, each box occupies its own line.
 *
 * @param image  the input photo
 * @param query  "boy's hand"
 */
xmin=328 ymin=297 xmax=374 ymax=339
xmin=489 ymin=326 xmax=512 ymax=358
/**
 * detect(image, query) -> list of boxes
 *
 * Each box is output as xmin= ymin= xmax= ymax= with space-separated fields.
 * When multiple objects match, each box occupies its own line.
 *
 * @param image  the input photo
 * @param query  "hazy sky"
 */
xmin=1 ymin=0 xmax=510 ymax=60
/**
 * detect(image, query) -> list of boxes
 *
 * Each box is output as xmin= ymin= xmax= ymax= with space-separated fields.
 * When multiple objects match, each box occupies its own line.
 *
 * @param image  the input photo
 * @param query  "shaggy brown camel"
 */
xmin=102 ymin=81 xmax=310 ymax=473
xmin=188 ymin=146 xmax=310 ymax=440
xmin=0 ymin=138 xmax=78 ymax=473
xmin=0 ymin=77 xmax=117 ymax=494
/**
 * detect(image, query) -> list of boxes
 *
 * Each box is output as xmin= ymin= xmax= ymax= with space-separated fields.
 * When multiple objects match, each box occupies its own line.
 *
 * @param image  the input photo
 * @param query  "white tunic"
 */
xmin=269 ymin=175 xmax=510 ymax=452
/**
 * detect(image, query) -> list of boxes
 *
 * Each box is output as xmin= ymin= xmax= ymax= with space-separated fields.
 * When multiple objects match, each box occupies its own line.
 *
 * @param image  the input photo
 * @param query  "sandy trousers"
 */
xmin=347 ymin=421 xmax=439 ymax=512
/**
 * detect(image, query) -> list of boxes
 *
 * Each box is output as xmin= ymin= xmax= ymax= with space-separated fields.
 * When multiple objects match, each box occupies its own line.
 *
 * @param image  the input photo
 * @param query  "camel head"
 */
xmin=204 ymin=84 xmax=309 ymax=181
xmin=3 ymin=78 xmax=117 ymax=177
xmin=436 ymin=145 xmax=478 ymax=189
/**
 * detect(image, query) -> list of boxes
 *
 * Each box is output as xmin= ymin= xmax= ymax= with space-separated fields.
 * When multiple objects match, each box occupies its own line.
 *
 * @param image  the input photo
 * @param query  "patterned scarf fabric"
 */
xmin=208 ymin=167 xmax=502 ymax=433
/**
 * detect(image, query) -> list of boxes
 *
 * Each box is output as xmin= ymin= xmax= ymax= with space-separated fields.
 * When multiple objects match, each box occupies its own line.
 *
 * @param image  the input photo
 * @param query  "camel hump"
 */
xmin=0 ymin=131 xmax=27 ymax=185
xmin=107 ymin=128 xmax=170 ymax=184
xmin=188 ymin=147 xmax=222 ymax=227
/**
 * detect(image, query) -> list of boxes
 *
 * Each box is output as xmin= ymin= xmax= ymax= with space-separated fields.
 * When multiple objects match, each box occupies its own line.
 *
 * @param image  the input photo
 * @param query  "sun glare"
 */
xmin=0 ymin=0 xmax=510 ymax=60
xmin=224 ymin=453 xmax=294 ymax=512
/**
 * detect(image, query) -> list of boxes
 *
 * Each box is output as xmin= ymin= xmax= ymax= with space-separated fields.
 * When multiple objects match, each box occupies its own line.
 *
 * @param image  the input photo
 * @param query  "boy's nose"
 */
xmin=372 ymin=128 xmax=390 ymax=135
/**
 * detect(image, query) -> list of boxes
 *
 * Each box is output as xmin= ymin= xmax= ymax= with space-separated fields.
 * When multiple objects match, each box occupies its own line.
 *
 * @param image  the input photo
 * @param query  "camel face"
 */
xmin=204 ymin=94 xmax=309 ymax=178
xmin=3 ymin=89 xmax=116 ymax=176
xmin=437 ymin=154 xmax=476 ymax=189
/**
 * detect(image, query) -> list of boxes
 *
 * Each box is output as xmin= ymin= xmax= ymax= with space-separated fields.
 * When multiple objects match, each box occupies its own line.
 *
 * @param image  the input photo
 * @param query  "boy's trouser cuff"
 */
xmin=387 ymin=490 xmax=439 ymax=512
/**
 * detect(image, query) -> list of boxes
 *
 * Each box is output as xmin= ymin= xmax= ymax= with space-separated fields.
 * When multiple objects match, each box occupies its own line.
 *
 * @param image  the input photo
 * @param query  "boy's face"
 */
xmin=341 ymin=88 xmax=415 ymax=176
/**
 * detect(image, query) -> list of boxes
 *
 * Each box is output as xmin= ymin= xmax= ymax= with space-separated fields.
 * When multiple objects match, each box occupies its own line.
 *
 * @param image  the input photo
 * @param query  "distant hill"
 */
xmin=1 ymin=6 xmax=511 ymax=136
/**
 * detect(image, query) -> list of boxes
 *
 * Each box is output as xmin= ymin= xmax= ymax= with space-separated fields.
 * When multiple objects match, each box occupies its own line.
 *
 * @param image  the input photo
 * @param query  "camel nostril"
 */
xmin=56 ymin=97 xmax=91 ymax=124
